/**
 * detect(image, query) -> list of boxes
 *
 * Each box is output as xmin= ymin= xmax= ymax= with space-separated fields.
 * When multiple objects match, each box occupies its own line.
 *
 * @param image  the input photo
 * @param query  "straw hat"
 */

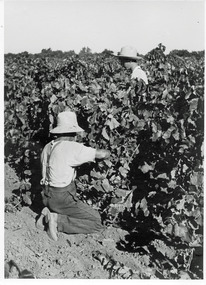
xmin=50 ymin=111 xmax=84 ymax=134
xmin=117 ymin=46 xmax=142 ymax=60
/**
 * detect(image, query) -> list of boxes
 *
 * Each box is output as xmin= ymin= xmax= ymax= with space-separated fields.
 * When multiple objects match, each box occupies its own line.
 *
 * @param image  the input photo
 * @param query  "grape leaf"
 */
xmin=102 ymin=127 xmax=110 ymax=141
xmin=102 ymin=178 xmax=113 ymax=192
xmin=139 ymin=162 xmax=155 ymax=173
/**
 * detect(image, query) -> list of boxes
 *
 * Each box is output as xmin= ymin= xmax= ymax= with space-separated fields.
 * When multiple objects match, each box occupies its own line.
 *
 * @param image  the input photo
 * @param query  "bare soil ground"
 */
xmin=4 ymin=163 xmax=147 ymax=279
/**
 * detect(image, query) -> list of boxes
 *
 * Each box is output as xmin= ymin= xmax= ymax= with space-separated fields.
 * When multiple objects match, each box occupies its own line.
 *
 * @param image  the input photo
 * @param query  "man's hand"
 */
xmin=95 ymin=149 xmax=110 ymax=160
xmin=40 ymin=178 xmax=48 ymax=185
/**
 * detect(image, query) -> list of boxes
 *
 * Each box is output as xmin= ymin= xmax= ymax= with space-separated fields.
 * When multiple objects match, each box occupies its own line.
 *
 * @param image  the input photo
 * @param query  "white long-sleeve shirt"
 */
xmin=41 ymin=140 xmax=96 ymax=187
xmin=131 ymin=66 xmax=148 ymax=85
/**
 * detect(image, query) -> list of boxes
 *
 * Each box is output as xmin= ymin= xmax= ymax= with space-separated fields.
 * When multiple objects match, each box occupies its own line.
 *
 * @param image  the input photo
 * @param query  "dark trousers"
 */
xmin=41 ymin=182 xmax=104 ymax=234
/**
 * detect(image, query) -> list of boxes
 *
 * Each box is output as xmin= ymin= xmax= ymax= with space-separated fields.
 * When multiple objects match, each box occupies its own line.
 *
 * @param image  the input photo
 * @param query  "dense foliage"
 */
xmin=4 ymin=44 xmax=204 ymax=279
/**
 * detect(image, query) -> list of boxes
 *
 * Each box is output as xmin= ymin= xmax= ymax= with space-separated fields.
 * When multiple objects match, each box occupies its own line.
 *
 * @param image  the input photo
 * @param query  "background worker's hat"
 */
xmin=50 ymin=111 xmax=84 ymax=134
xmin=117 ymin=46 xmax=142 ymax=60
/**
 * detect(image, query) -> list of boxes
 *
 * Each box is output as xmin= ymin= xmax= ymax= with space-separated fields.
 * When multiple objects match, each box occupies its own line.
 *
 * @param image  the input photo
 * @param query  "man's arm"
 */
xmin=95 ymin=149 xmax=110 ymax=160
xmin=40 ymin=145 xmax=49 ymax=185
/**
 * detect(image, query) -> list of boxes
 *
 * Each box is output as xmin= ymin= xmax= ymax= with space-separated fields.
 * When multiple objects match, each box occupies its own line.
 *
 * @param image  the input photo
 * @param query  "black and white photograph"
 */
xmin=2 ymin=0 xmax=205 ymax=281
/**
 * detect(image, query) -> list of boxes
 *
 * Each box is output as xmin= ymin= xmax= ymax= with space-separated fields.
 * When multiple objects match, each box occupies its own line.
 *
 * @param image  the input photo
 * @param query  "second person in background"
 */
xmin=117 ymin=46 xmax=148 ymax=85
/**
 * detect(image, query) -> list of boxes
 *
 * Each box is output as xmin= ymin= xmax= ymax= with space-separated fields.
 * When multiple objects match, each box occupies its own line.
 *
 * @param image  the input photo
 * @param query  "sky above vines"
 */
xmin=3 ymin=0 xmax=205 ymax=55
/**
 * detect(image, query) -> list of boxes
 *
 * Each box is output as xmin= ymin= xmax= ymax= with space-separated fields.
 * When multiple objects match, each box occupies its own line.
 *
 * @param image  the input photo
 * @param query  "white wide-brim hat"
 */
xmin=50 ymin=111 xmax=84 ymax=134
xmin=116 ymin=46 xmax=142 ymax=60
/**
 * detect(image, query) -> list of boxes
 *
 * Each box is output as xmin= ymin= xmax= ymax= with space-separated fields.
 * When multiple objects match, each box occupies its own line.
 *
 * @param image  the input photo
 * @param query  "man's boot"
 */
xmin=36 ymin=207 xmax=50 ymax=230
xmin=44 ymin=209 xmax=58 ymax=241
